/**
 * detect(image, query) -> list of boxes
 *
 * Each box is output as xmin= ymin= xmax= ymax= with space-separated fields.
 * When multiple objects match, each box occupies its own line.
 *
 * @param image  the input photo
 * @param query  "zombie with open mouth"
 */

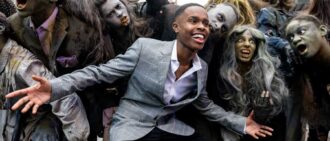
xmin=8 ymin=0 xmax=116 ymax=140
xmin=285 ymin=15 xmax=330 ymax=141
xmin=0 ymin=12 xmax=89 ymax=141
xmin=212 ymin=25 xmax=289 ymax=141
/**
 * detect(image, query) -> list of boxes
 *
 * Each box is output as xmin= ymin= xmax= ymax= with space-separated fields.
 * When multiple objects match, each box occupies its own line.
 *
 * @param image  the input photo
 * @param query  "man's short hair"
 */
xmin=173 ymin=3 xmax=204 ymax=21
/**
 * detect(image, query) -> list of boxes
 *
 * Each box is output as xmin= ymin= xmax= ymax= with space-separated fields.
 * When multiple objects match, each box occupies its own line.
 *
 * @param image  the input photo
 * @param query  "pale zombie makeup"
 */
xmin=285 ymin=20 xmax=322 ymax=58
xmin=235 ymin=30 xmax=256 ymax=63
xmin=101 ymin=0 xmax=130 ymax=28
xmin=208 ymin=4 xmax=238 ymax=34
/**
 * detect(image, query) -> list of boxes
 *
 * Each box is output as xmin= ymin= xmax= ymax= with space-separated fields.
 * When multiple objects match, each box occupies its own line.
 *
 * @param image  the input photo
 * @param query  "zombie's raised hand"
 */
xmin=254 ymin=91 xmax=274 ymax=123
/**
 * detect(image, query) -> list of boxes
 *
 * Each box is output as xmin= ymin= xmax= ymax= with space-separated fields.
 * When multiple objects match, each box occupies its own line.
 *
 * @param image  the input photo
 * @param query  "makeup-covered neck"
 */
xmin=311 ymin=40 xmax=330 ymax=64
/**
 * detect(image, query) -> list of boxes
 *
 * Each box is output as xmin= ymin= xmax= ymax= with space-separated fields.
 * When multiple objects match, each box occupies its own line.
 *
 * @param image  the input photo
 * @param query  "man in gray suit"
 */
xmin=6 ymin=3 xmax=273 ymax=141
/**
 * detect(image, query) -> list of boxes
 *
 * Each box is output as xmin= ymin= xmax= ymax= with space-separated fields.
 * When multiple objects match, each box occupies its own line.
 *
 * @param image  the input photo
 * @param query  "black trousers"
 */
xmin=137 ymin=127 xmax=206 ymax=141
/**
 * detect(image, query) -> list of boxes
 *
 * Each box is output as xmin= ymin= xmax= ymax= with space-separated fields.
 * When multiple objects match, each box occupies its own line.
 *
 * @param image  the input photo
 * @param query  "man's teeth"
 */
xmin=193 ymin=34 xmax=204 ymax=39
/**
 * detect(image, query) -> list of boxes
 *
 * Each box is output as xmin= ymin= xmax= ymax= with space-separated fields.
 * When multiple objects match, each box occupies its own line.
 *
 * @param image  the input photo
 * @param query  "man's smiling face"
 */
xmin=173 ymin=6 xmax=210 ymax=52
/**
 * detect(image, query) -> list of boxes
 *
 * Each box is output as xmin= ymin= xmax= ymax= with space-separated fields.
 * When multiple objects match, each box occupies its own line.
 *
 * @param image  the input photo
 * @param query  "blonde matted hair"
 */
xmin=206 ymin=0 xmax=256 ymax=25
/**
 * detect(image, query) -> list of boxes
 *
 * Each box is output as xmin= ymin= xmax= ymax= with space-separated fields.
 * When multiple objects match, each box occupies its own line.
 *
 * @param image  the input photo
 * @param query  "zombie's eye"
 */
xmin=221 ymin=25 xmax=228 ymax=32
xmin=116 ymin=4 xmax=121 ymax=9
xmin=237 ymin=38 xmax=244 ymax=43
xmin=217 ymin=14 xmax=225 ymax=22
xmin=0 ymin=24 xmax=5 ymax=34
xmin=249 ymin=39 xmax=255 ymax=45
xmin=287 ymin=34 xmax=294 ymax=41
xmin=297 ymin=28 xmax=306 ymax=35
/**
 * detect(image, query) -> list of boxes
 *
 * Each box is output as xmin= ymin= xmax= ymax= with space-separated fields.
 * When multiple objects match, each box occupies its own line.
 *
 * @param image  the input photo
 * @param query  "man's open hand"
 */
xmin=5 ymin=75 xmax=51 ymax=114
xmin=245 ymin=111 xmax=274 ymax=139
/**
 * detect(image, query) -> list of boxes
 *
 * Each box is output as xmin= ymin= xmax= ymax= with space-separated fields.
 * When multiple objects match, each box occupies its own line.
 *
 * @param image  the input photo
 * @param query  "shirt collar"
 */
xmin=171 ymin=40 xmax=202 ymax=72
xmin=29 ymin=7 xmax=58 ymax=32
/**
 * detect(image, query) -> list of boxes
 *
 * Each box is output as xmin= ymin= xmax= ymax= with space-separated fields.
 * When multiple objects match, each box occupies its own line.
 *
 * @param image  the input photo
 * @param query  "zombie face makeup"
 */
xmin=208 ymin=4 xmax=238 ymax=35
xmin=235 ymin=30 xmax=256 ymax=63
xmin=16 ymin=0 xmax=53 ymax=17
xmin=285 ymin=20 xmax=324 ymax=58
xmin=101 ymin=0 xmax=130 ymax=28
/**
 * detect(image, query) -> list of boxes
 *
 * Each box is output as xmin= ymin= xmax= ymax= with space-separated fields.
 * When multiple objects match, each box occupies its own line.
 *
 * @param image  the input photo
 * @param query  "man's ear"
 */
xmin=172 ymin=21 xmax=179 ymax=33
xmin=319 ymin=25 xmax=328 ymax=37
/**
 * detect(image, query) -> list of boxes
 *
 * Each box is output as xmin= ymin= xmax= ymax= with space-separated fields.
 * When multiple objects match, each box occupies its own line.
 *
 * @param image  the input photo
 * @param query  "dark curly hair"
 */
xmin=0 ymin=12 xmax=10 ymax=38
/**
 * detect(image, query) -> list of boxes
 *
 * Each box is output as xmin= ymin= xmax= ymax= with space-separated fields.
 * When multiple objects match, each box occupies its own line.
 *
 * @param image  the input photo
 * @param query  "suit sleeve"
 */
xmin=192 ymin=64 xmax=246 ymax=135
xmin=17 ymin=54 xmax=90 ymax=140
xmin=50 ymin=38 xmax=143 ymax=101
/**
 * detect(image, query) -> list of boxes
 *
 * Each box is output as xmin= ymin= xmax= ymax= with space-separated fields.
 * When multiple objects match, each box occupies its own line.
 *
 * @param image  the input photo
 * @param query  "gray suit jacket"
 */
xmin=50 ymin=38 xmax=246 ymax=141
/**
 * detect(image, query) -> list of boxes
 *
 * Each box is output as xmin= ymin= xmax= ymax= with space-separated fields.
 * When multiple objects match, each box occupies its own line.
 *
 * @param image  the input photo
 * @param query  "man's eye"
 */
xmin=189 ymin=18 xmax=198 ymax=24
xmin=203 ymin=20 xmax=209 ymax=26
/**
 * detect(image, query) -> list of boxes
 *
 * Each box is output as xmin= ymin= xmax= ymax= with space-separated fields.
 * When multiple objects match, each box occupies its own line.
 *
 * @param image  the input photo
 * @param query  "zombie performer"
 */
xmin=207 ymin=25 xmax=289 ymax=141
xmin=94 ymin=0 xmax=153 ymax=139
xmin=95 ymin=0 xmax=153 ymax=55
xmin=285 ymin=15 xmax=330 ymax=141
xmin=0 ymin=12 xmax=89 ymax=141
xmin=8 ymin=0 xmax=115 ymax=139
xmin=6 ymin=4 xmax=274 ymax=141
xmin=199 ymin=2 xmax=240 ymax=63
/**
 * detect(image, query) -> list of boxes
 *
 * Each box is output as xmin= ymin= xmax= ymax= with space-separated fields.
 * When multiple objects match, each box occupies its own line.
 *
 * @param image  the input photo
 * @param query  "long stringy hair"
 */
xmin=219 ymin=25 xmax=288 ymax=116
xmin=63 ymin=0 xmax=115 ymax=63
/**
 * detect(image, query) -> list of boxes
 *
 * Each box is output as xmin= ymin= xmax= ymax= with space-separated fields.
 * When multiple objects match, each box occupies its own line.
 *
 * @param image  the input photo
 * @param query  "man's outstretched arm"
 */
xmin=6 ymin=38 xmax=145 ymax=113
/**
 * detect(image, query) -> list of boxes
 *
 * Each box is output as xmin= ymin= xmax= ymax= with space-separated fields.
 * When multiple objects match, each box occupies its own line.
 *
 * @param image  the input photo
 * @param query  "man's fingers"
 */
xmin=6 ymin=89 xmax=27 ymax=98
xmin=256 ymin=131 xmax=266 ymax=137
xmin=6 ymin=85 xmax=38 ymax=99
xmin=11 ymin=96 xmax=29 ymax=110
xmin=248 ymin=110 xmax=254 ymax=118
xmin=261 ymin=125 xmax=274 ymax=132
xmin=21 ymin=101 xmax=34 ymax=113
xmin=251 ymin=133 xmax=259 ymax=140
xmin=32 ymin=75 xmax=47 ymax=84
xmin=260 ymin=129 xmax=273 ymax=136
xmin=32 ymin=104 xmax=40 ymax=114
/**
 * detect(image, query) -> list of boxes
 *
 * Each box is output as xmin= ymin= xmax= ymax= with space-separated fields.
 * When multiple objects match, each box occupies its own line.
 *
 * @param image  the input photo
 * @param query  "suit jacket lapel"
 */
xmin=22 ymin=17 xmax=42 ymax=52
xmin=157 ymin=41 xmax=175 ymax=98
xmin=22 ymin=17 xmax=49 ymax=65
xmin=50 ymin=9 xmax=68 ymax=65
